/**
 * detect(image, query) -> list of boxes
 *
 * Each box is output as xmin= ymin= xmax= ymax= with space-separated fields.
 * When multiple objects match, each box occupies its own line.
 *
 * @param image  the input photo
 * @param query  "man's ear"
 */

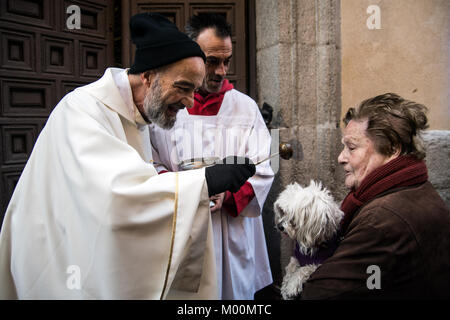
xmin=140 ymin=71 xmax=153 ymax=88
xmin=390 ymin=144 xmax=402 ymax=159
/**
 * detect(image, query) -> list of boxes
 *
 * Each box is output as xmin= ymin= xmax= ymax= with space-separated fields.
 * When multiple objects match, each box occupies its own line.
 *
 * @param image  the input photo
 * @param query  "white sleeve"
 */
xmin=241 ymin=100 xmax=275 ymax=217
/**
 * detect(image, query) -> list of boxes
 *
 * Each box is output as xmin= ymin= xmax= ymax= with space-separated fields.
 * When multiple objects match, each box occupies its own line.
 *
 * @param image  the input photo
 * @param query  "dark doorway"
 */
xmin=0 ymin=0 xmax=114 ymax=220
xmin=123 ymin=0 xmax=255 ymax=96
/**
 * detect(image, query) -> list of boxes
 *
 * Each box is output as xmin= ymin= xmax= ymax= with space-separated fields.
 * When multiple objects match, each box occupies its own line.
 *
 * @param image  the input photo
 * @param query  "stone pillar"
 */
xmin=423 ymin=131 xmax=450 ymax=206
xmin=256 ymin=0 xmax=343 ymax=286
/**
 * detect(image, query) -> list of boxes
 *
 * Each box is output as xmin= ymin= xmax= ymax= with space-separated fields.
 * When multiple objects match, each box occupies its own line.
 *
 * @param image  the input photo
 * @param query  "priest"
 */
xmin=0 ymin=13 xmax=255 ymax=299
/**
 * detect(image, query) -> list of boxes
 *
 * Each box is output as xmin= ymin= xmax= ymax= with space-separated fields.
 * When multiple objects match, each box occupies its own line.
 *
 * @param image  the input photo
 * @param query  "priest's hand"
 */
xmin=205 ymin=156 xmax=256 ymax=197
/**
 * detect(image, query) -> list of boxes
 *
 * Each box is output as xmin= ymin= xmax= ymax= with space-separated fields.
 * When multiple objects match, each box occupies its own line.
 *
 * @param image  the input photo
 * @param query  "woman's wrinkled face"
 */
xmin=338 ymin=119 xmax=394 ymax=190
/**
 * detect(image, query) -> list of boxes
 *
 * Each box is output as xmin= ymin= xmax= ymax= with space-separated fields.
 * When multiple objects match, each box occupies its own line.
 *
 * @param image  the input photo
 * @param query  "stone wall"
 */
xmin=256 ymin=0 xmax=343 ymax=285
xmin=341 ymin=0 xmax=450 ymax=130
xmin=423 ymin=131 xmax=450 ymax=207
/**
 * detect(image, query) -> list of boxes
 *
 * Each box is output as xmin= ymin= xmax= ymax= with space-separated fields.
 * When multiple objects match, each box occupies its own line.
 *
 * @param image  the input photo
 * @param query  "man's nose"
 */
xmin=215 ymin=63 xmax=227 ymax=77
xmin=181 ymin=95 xmax=194 ymax=109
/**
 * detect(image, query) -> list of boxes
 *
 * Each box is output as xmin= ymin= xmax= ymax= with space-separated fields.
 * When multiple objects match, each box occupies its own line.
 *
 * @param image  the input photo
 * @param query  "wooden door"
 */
xmin=125 ymin=0 xmax=251 ymax=94
xmin=0 ymin=0 xmax=114 ymax=220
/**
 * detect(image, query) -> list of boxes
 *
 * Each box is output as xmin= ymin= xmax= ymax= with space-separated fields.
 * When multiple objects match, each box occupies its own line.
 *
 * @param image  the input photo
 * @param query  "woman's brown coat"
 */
xmin=301 ymin=181 xmax=450 ymax=299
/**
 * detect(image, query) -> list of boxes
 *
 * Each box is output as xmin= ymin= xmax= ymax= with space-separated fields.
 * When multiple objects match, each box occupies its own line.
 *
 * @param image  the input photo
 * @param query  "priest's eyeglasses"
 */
xmin=205 ymin=56 xmax=232 ymax=68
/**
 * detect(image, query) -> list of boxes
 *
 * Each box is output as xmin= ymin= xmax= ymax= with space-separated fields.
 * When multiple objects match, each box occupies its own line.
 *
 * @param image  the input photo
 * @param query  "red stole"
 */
xmin=188 ymin=79 xmax=234 ymax=116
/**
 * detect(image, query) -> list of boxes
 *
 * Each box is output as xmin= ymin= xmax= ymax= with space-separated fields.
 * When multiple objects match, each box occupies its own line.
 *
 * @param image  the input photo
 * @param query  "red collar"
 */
xmin=188 ymin=79 xmax=234 ymax=116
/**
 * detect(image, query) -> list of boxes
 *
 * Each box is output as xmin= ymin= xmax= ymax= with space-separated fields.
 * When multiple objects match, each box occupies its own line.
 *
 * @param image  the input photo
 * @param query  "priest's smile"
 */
xmin=209 ymin=78 xmax=223 ymax=86
xmin=167 ymin=104 xmax=184 ymax=117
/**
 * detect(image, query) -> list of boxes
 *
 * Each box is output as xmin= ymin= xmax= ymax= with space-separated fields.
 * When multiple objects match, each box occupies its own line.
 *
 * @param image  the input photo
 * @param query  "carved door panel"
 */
xmin=0 ymin=0 xmax=114 ymax=219
xmin=126 ymin=0 xmax=249 ymax=93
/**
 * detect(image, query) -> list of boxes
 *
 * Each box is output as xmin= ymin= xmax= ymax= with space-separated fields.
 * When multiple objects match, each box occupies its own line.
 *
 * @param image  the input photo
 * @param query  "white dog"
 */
xmin=274 ymin=180 xmax=344 ymax=300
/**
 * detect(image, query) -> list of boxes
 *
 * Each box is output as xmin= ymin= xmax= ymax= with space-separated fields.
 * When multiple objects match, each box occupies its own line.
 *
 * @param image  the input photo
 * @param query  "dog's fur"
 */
xmin=274 ymin=180 xmax=344 ymax=300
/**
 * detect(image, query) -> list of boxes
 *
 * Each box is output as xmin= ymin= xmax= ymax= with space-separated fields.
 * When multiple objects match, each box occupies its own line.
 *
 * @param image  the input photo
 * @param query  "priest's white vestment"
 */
xmin=149 ymin=89 xmax=274 ymax=299
xmin=0 ymin=68 xmax=218 ymax=299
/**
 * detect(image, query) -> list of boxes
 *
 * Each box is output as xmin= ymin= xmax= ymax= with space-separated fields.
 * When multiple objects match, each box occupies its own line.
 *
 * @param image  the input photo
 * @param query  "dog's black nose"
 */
xmin=277 ymin=223 xmax=284 ymax=232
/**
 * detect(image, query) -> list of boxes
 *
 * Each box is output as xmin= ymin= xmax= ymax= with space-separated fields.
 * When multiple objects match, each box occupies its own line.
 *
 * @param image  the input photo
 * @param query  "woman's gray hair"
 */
xmin=343 ymin=93 xmax=429 ymax=159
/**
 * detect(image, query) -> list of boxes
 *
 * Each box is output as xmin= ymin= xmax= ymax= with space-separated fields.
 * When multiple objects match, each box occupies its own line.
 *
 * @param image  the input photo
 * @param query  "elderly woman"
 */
xmin=300 ymin=93 xmax=450 ymax=299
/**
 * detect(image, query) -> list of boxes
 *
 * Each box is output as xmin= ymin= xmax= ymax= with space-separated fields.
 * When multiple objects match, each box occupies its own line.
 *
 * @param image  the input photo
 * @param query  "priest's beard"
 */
xmin=143 ymin=78 xmax=177 ymax=130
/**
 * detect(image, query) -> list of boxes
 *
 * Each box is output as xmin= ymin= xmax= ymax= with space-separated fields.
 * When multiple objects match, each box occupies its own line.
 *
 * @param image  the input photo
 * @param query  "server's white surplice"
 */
xmin=150 ymin=89 xmax=274 ymax=299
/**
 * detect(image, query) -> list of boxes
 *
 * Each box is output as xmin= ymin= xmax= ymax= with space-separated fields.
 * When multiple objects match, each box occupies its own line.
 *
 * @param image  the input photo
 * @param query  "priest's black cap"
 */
xmin=128 ymin=13 xmax=206 ymax=74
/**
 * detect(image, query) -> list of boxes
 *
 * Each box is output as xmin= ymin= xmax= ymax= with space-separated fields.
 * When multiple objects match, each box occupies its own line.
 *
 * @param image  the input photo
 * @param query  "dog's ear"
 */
xmin=273 ymin=201 xmax=283 ymax=217
xmin=274 ymin=182 xmax=301 ymax=215
xmin=292 ymin=181 xmax=344 ymax=254
xmin=274 ymin=182 xmax=304 ymax=229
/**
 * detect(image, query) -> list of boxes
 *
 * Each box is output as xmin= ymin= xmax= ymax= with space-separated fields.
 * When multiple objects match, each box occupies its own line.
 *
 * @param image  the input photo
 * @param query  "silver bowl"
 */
xmin=178 ymin=156 xmax=221 ymax=171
